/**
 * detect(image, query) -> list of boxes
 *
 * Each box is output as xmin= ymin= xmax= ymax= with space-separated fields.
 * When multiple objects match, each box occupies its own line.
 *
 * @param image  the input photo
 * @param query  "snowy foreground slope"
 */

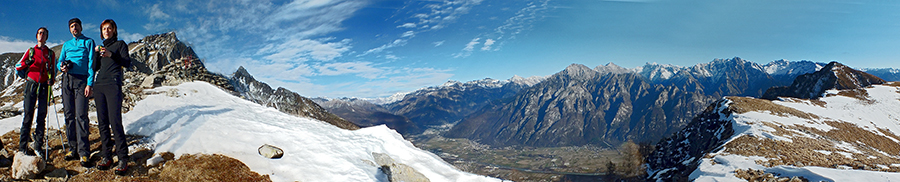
xmin=648 ymin=83 xmax=900 ymax=181
xmin=0 ymin=81 xmax=500 ymax=182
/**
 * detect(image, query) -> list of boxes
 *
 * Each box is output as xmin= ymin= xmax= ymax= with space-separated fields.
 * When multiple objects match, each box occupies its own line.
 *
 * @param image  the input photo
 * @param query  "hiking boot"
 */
xmin=22 ymin=148 xmax=36 ymax=156
xmin=64 ymin=151 xmax=78 ymax=160
xmin=97 ymin=157 xmax=113 ymax=170
xmin=80 ymin=156 xmax=92 ymax=167
xmin=31 ymin=143 xmax=45 ymax=159
xmin=114 ymin=161 xmax=128 ymax=175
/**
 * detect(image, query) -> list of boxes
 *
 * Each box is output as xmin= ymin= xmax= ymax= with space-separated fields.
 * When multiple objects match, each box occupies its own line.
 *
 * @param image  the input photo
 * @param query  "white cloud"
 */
xmin=118 ymin=29 xmax=145 ymax=42
xmin=361 ymin=39 xmax=407 ymax=56
xmin=454 ymin=38 xmax=481 ymax=58
xmin=385 ymin=55 xmax=400 ymax=60
xmin=398 ymin=23 xmax=416 ymax=28
xmin=315 ymin=62 xmax=384 ymax=79
xmin=401 ymin=31 xmax=415 ymax=38
xmin=260 ymin=38 xmax=352 ymax=63
xmin=433 ymin=41 xmax=445 ymax=47
xmin=0 ymin=36 xmax=35 ymax=54
xmin=463 ymin=38 xmax=481 ymax=52
xmin=482 ymin=38 xmax=495 ymax=51
xmin=148 ymin=4 xmax=171 ymax=20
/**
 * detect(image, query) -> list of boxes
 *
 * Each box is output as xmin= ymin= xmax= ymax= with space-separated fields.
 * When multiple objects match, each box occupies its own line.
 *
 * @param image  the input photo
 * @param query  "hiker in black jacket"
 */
xmin=92 ymin=19 xmax=131 ymax=175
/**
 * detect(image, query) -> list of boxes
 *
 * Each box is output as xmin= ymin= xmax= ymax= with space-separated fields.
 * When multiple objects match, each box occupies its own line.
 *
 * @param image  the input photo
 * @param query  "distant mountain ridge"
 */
xmin=762 ymin=62 xmax=885 ymax=100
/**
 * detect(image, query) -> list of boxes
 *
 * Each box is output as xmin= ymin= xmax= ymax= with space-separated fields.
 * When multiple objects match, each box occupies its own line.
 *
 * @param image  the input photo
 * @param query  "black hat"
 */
xmin=68 ymin=18 xmax=81 ymax=26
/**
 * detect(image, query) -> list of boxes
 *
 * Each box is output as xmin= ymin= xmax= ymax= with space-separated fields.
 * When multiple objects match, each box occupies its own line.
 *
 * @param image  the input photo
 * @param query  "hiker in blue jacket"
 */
xmin=57 ymin=18 xmax=95 ymax=167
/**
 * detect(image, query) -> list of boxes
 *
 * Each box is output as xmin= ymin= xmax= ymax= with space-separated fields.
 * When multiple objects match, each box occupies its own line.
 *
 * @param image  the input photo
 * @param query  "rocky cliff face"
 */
xmin=762 ymin=62 xmax=885 ymax=100
xmin=648 ymin=64 xmax=900 ymax=181
xmin=231 ymin=67 xmax=359 ymax=130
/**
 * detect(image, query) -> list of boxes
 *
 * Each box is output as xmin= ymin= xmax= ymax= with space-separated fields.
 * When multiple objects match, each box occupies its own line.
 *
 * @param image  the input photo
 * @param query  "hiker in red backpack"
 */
xmin=92 ymin=19 xmax=131 ymax=175
xmin=15 ymin=27 xmax=57 ymax=158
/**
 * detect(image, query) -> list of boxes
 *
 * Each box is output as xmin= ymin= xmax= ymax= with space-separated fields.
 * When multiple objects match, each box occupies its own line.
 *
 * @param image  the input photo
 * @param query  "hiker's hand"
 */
xmin=99 ymin=48 xmax=110 ymax=58
xmin=85 ymin=86 xmax=92 ymax=97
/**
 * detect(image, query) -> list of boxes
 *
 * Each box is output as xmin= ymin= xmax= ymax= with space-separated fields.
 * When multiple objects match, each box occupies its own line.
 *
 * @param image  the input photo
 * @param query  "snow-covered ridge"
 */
xmin=122 ymin=82 xmax=501 ymax=182
xmin=649 ymin=83 xmax=900 ymax=181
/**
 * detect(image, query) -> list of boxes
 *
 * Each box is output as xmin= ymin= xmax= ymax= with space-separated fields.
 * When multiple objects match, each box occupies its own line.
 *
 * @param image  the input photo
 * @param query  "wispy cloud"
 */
xmin=147 ymin=4 xmax=170 ymax=20
xmin=359 ymin=0 xmax=487 ymax=59
xmin=454 ymin=38 xmax=481 ymax=58
xmin=433 ymin=40 xmax=445 ymax=47
xmin=315 ymin=62 xmax=384 ymax=79
xmin=397 ymin=23 xmax=416 ymax=28
xmin=142 ymin=0 xmax=457 ymax=98
xmin=481 ymin=39 xmax=495 ymax=51
xmin=454 ymin=0 xmax=552 ymax=58
xmin=258 ymin=38 xmax=352 ymax=63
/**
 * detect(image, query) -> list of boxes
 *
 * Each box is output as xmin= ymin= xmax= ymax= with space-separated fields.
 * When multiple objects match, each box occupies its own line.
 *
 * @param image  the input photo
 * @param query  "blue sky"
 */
xmin=2 ymin=0 xmax=899 ymax=98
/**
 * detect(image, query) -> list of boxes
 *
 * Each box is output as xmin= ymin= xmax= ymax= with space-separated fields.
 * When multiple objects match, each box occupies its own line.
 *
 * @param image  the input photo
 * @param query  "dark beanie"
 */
xmin=68 ymin=18 xmax=81 ymax=26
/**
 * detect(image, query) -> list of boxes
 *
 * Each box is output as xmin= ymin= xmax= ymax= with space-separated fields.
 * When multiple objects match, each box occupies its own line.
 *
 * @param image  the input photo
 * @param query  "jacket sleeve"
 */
xmin=57 ymin=43 xmax=67 ymax=72
xmin=116 ymin=41 xmax=131 ymax=68
xmin=16 ymin=48 xmax=30 ymax=71
xmin=86 ymin=39 xmax=96 ymax=86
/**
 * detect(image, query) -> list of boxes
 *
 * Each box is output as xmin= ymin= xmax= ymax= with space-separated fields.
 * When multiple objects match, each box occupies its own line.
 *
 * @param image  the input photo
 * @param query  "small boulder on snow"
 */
xmin=373 ymin=152 xmax=430 ymax=182
xmin=258 ymin=144 xmax=284 ymax=159
xmin=11 ymin=151 xmax=45 ymax=180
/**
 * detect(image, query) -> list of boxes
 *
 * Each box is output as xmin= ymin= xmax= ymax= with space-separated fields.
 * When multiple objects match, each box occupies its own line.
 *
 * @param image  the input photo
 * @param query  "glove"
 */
xmin=24 ymin=58 xmax=34 ymax=66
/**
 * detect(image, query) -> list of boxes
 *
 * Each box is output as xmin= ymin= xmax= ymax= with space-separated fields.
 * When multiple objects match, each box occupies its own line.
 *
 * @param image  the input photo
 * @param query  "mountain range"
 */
xmin=647 ymin=63 xmax=900 ymax=181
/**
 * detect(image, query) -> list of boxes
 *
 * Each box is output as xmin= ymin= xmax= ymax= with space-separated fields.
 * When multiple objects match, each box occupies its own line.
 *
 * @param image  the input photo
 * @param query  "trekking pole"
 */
xmin=50 ymin=73 xmax=67 ymax=158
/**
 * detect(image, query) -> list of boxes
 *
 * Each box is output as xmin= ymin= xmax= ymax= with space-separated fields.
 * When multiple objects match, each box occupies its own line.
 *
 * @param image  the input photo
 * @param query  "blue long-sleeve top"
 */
xmin=57 ymin=34 xmax=96 ymax=86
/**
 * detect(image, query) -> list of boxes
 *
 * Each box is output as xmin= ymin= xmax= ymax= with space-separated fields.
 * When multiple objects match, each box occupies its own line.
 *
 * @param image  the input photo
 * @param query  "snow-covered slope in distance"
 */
xmin=652 ymin=83 xmax=900 ymax=181
xmin=123 ymin=82 xmax=501 ymax=182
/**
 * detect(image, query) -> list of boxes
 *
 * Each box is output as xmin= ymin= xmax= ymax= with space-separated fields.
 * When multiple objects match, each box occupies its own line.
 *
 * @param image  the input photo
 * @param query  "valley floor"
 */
xmin=411 ymin=135 xmax=647 ymax=182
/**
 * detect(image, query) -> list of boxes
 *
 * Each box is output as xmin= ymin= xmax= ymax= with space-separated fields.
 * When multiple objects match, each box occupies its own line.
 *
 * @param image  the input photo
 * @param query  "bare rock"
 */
xmin=11 ymin=151 xmax=46 ymax=180
xmin=45 ymin=168 xmax=68 ymax=182
xmin=373 ymin=152 xmax=430 ymax=182
xmin=258 ymin=144 xmax=284 ymax=159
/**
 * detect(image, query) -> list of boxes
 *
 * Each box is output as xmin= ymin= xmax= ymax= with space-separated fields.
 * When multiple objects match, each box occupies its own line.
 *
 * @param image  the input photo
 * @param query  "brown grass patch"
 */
xmin=734 ymin=168 xmax=808 ymax=182
xmin=156 ymin=154 xmax=271 ymax=182
xmin=726 ymin=97 xmax=820 ymax=120
xmin=795 ymin=121 xmax=900 ymax=155
xmin=722 ymin=121 xmax=900 ymax=172
xmin=833 ymin=89 xmax=874 ymax=103
xmin=0 ymin=128 xmax=270 ymax=181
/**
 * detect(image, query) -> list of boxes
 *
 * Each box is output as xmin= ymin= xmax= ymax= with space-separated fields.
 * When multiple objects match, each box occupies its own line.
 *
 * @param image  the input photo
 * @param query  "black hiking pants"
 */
xmin=62 ymin=73 xmax=91 ymax=157
xmin=20 ymin=79 xmax=49 ymax=152
xmin=94 ymin=83 xmax=128 ymax=161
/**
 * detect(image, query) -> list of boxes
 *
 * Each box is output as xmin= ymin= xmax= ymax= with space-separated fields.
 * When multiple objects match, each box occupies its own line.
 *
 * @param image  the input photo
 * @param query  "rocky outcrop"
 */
xmin=762 ymin=62 xmax=885 ymax=100
xmin=231 ymin=66 xmax=360 ymax=130
xmin=646 ymin=99 xmax=734 ymax=181
xmin=128 ymin=32 xmax=198 ymax=74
